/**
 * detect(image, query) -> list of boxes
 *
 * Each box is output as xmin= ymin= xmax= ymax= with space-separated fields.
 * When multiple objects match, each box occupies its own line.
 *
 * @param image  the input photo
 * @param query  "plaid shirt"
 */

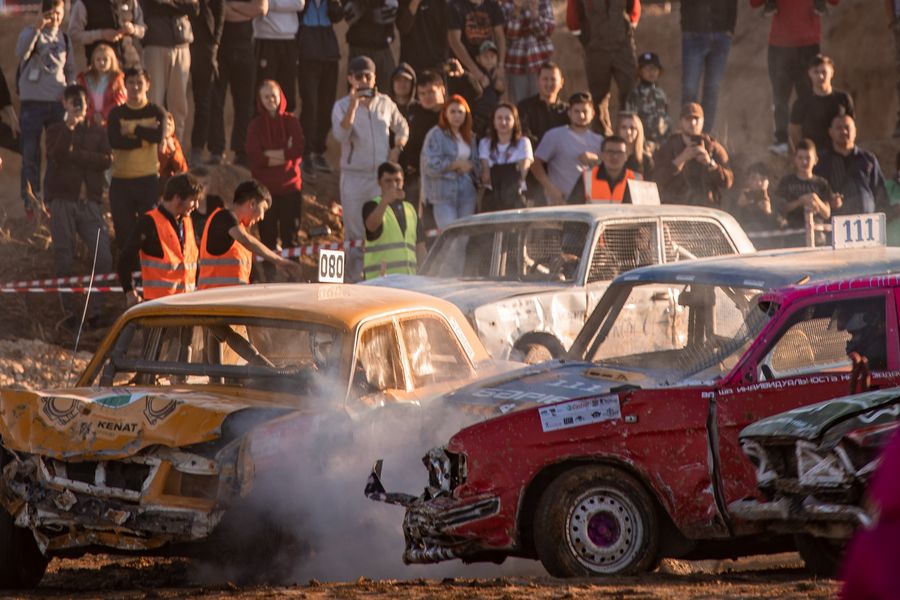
xmin=500 ymin=0 xmax=555 ymax=75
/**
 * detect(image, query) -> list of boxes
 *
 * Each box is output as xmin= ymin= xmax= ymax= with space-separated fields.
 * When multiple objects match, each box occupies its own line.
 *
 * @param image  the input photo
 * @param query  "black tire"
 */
xmin=512 ymin=335 xmax=564 ymax=365
xmin=795 ymin=534 xmax=843 ymax=578
xmin=521 ymin=343 xmax=554 ymax=365
xmin=0 ymin=485 xmax=49 ymax=588
xmin=533 ymin=465 xmax=659 ymax=577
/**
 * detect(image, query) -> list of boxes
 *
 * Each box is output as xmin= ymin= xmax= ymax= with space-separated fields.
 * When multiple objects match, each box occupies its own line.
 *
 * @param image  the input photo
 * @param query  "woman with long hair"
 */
xmin=479 ymin=102 xmax=533 ymax=212
xmin=76 ymin=43 xmax=126 ymax=126
xmin=617 ymin=111 xmax=654 ymax=178
xmin=421 ymin=94 xmax=479 ymax=228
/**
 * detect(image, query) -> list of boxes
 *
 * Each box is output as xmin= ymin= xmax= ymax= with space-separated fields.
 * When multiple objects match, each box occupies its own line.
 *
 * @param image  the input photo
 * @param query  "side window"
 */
xmin=400 ymin=316 xmax=472 ymax=387
xmin=663 ymin=220 xmax=735 ymax=262
xmin=354 ymin=323 xmax=404 ymax=397
xmin=758 ymin=297 xmax=887 ymax=380
xmin=587 ymin=222 xmax=659 ymax=283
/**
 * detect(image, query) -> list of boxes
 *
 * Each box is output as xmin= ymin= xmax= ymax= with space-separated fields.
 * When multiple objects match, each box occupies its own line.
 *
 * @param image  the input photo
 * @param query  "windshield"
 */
xmin=585 ymin=282 xmax=772 ymax=384
xmin=87 ymin=316 xmax=345 ymax=395
xmin=420 ymin=220 xmax=591 ymax=283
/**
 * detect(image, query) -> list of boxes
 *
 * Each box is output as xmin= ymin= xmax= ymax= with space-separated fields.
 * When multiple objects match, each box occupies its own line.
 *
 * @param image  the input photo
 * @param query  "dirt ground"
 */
xmin=18 ymin=553 xmax=838 ymax=600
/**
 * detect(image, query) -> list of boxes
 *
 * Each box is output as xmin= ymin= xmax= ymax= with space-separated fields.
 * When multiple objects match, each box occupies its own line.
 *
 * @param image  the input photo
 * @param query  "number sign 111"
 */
xmin=832 ymin=213 xmax=886 ymax=249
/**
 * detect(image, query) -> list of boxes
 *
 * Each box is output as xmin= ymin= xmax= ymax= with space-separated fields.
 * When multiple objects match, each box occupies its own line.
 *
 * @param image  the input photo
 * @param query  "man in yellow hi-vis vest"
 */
xmin=362 ymin=162 xmax=426 ymax=280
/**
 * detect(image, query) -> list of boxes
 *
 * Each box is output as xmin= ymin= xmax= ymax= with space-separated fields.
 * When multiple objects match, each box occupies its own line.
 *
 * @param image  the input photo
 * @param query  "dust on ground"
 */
xmin=25 ymin=554 xmax=838 ymax=599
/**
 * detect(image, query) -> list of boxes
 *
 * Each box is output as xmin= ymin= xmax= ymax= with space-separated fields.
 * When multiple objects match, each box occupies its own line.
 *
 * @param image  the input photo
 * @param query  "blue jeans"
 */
xmin=681 ymin=32 xmax=732 ymax=133
xmin=20 ymin=100 xmax=65 ymax=210
xmin=432 ymin=196 xmax=476 ymax=230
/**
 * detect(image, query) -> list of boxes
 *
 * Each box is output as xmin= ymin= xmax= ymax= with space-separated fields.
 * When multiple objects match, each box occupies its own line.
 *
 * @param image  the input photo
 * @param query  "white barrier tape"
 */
xmin=0 ymin=239 xmax=367 ymax=289
xmin=0 ymin=286 xmax=128 ymax=294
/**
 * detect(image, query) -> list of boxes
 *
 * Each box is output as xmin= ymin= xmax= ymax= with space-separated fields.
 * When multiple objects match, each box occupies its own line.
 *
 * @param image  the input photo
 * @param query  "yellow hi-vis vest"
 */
xmin=363 ymin=197 xmax=418 ymax=280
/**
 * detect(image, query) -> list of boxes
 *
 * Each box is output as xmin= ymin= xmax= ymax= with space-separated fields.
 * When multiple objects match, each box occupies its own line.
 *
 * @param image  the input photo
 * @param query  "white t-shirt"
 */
xmin=455 ymin=134 xmax=471 ymax=161
xmin=478 ymin=137 xmax=533 ymax=167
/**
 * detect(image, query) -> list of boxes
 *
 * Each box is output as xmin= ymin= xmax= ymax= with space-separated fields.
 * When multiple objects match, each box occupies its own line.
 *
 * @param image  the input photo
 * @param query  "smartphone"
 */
xmin=358 ymin=88 xmax=375 ymax=98
xmin=690 ymin=134 xmax=703 ymax=146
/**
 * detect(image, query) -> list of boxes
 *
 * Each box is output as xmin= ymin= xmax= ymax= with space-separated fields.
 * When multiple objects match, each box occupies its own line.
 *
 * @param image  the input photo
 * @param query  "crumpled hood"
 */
xmin=740 ymin=388 xmax=900 ymax=443
xmin=0 ymin=387 xmax=292 ymax=460
xmin=363 ymin=274 xmax=565 ymax=317
xmin=440 ymin=360 xmax=631 ymax=417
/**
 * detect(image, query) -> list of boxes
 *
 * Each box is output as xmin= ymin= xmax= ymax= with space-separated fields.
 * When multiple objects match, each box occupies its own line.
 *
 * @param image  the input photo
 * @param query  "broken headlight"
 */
xmin=795 ymin=440 xmax=852 ymax=488
xmin=423 ymin=446 xmax=467 ymax=497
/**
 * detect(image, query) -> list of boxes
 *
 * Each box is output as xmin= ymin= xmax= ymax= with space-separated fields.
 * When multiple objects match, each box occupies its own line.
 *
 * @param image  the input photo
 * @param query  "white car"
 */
xmin=366 ymin=205 xmax=755 ymax=362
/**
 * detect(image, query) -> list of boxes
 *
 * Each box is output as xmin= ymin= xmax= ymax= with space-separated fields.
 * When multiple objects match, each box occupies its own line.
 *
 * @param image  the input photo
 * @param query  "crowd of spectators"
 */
xmin=0 ymin=0 xmax=897 ymax=310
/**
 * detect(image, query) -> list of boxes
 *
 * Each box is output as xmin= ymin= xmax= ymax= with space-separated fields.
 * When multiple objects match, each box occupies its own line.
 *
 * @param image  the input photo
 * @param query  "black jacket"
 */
xmin=140 ymin=0 xmax=199 ymax=47
xmin=45 ymin=120 xmax=113 ymax=203
xmin=189 ymin=0 xmax=225 ymax=45
xmin=680 ymin=0 xmax=737 ymax=34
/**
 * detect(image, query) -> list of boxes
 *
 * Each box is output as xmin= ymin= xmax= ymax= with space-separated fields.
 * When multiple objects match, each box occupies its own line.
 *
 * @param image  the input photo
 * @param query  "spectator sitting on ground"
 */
xmin=531 ymin=91 xmax=604 ymax=205
xmin=17 ymin=0 xmax=75 ymax=220
xmin=749 ymin=0 xmax=840 ymax=158
xmin=499 ymin=0 xmax=554 ymax=104
xmin=479 ymin=102 xmax=533 ymax=212
xmin=885 ymin=150 xmax=900 ymax=246
xmin=158 ymin=111 xmax=189 ymax=194
xmin=814 ymin=114 xmax=888 ymax=216
xmin=617 ymin=111 xmax=653 ymax=178
xmin=579 ymin=135 xmax=640 ymax=204
xmin=363 ymin=161 xmax=426 ymax=279
xmin=389 ymin=63 xmax=417 ymax=120
xmin=733 ymin=162 xmax=785 ymax=250
xmin=421 ymin=94 xmax=478 ymax=228
xmin=773 ymin=138 xmax=833 ymax=247
xmin=76 ymin=42 xmax=126 ymax=126
xmin=518 ymin=61 xmax=568 ymax=148
xmin=197 ymin=179 xmax=304 ymax=289
xmin=246 ymin=79 xmax=305 ymax=280
xmin=788 ymin=54 xmax=854 ymax=153
xmin=652 ymin=102 xmax=733 ymax=207
xmin=448 ymin=0 xmax=506 ymax=93
xmin=332 ymin=55 xmax=409 ymax=281
xmin=45 ymin=84 xmax=113 ymax=329
xmin=625 ymin=51 xmax=670 ymax=152
xmin=471 ymin=41 xmax=505 ymax=136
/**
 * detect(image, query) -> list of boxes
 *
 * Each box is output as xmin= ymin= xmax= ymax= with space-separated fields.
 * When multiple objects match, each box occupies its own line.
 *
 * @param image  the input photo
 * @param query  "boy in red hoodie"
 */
xmin=245 ymin=79 xmax=304 ymax=274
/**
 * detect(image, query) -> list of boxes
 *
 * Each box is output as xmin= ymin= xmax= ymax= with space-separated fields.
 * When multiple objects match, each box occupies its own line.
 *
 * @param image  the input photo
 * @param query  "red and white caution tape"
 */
xmin=0 ymin=286 xmax=127 ymax=294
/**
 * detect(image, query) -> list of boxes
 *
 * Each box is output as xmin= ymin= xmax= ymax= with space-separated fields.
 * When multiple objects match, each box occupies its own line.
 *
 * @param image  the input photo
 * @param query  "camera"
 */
xmin=689 ymin=134 xmax=703 ymax=146
xmin=71 ymin=97 xmax=84 ymax=111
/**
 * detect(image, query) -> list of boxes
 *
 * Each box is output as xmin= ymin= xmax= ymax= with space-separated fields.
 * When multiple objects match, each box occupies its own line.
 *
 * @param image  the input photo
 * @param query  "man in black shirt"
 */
xmin=344 ymin=0 xmax=399 ymax=90
xmin=773 ymin=139 xmax=833 ymax=246
xmin=398 ymin=0 xmax=449 ymax=73
xmin=517 ymin=61 xmax=568 ymax=148
xmin=399 ymin=69 xmax=445 ymax=212
xmin=447 ymin=0 xmax=505 ymax=90
xmin=789 ymin=54 xmax=854 ymax=152
xmin=814 ymin=114 xmax=888 ymax=216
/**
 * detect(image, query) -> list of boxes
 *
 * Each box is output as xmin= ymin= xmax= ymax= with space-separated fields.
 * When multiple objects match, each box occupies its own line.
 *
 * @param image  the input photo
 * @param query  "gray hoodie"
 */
xmin=331 ymin=91 xmax=409 ymax=174
xmin=253 ymin=0 xmax=305 ymax=39
xmin=16 ymin=26 xmax=74 ymax=102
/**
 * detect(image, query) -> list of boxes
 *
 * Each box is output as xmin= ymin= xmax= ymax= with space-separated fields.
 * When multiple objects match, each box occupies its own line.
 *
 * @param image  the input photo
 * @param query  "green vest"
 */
xmin=363 ymin=197 xmax=419 ymax=279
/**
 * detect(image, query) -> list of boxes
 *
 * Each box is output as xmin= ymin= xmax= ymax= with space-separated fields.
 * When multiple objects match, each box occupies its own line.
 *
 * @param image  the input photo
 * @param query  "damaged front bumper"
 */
xmin=729 ymin=495 xmax=872 ymax=539
xmin=1 ymin=447 xmax=237 ymax=554
xmin=365 ymin=458 xmax=501 ymax=564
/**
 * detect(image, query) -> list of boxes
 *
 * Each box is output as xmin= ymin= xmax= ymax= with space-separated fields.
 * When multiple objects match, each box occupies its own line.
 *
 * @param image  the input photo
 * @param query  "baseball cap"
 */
xmin=349 ymin=55 xmax=376 ymax=75
xmin=478 ymin=40 xmax=499 ymax=55
xmin=638 ymin=52 xmax=662 ymax=70
xmin=680 ymin=102 xmax=704 ymax=119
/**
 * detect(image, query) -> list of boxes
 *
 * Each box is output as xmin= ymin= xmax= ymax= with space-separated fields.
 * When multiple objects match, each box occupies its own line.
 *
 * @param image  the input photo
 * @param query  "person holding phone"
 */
xmin=652 ymin=102 xmax=733 ymax=207
xmin=363 ymin=161 xmax=426 ymax=279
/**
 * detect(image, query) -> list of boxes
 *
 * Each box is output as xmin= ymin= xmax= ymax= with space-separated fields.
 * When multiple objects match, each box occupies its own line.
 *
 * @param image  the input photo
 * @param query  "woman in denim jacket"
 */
xmin=421 ymin=95 xmax=479 ymax=229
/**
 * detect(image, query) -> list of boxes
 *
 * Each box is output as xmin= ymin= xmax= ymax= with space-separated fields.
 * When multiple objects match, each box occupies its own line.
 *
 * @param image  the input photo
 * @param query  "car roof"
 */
xmin=614 ymin=247 xmax=900 ymax=289
xmin=443 ymin=204 xmax=745 ymax=226
xmin=124 ymin=283 xmax=473 ymax=330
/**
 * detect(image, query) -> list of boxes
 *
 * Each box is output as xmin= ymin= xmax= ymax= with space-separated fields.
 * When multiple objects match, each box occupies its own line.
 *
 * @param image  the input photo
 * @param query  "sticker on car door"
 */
xmin=538 ymin=395 xmax=622 ymax=432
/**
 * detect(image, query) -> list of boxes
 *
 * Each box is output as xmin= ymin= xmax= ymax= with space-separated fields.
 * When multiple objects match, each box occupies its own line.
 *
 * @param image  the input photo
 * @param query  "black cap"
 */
xmin=348 ymin=55 xmax=376 ymax=75
xmin=638 ymin=52 xmax=662 ymax=70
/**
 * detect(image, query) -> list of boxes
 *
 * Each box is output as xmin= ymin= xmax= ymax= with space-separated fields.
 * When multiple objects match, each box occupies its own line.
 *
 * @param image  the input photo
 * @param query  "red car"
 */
xmin=367 ymin=246 xmax=900 ymax=576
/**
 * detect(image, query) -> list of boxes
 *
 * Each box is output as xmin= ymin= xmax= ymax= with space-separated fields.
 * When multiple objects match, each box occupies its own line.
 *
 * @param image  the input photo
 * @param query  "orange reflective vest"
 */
xmin=586 ymin=167 xmax=638 ymax=202
xmin=140 ymin=208 xmax=198 ymax=300
xmin=197 ymin=207 xmax=253 ymax=289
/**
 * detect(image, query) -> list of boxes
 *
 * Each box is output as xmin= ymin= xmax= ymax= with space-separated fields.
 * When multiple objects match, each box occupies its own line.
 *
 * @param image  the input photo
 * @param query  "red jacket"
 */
xmin=567 ymin=0 xmax=639 ymax=37
xmin=245 ymin=81 xmax=305 ymax=195
xmin=76 ymin=70 xmax=126 ymax=126
xmin=749 ymin=0 xmax=839 ymax=47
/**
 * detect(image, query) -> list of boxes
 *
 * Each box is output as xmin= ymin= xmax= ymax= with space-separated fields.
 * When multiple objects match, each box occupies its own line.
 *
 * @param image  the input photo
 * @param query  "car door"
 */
xmin=712 ymin=289 xmax=900 ymax=520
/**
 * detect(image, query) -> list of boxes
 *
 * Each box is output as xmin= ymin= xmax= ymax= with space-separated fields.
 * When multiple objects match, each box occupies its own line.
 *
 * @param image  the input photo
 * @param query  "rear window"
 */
xmin=587 ymin=221 xmax=659 ymax=283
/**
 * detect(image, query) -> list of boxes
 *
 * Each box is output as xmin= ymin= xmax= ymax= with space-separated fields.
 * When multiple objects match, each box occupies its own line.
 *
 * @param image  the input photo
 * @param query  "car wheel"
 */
xmin=0 ymin=461 xmax=49 ymax=588
xmin=795 ymin=534 xmax=843 ymax=578
xmin=533 ymin=465 xmax=659 ymax=577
